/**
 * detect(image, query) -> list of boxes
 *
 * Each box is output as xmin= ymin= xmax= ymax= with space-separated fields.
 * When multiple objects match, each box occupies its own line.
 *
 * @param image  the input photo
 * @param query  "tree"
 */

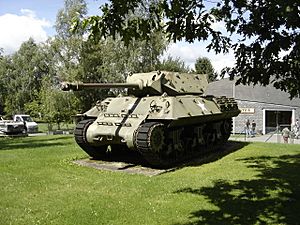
xmin=76 ymin=32 xmax=168 ymax=111
xmin=56 ymin=0 xmax=87 ymax=39
xmin=53 ymin=0 xmax=98 ymax=112
xmin=3 ymin=39 xmax=52 ymax=115
xmin=195 ymin=57 xmax=217 ymax=82
xmin=24 ymin=100 xmax=41 ymax=119
xmin=0 ymin=50 xmax=9 ymax=114
xmin=39 ymin=78 xmax=78 ymax=129
xmin=157 ymin=55 xmax=190 ymax=72
xmin=77 ymin=0 xmax=300 ymax=98
xmin=55 ymin=0 xmax=168 ymax=112
xmin=73 ymin=38 xmax=124 ymax=111
xmin=53 ymin=0 xmax=87 ymax=81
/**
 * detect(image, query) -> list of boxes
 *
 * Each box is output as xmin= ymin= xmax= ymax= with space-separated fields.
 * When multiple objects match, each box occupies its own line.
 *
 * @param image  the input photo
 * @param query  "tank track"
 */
xmin=74 ymin=119 xmax=107 ymax=159
xmin=134 ymin=122 xmax=173 ymax=167
xmin=134 ymin=119 xmax=232 ymax=168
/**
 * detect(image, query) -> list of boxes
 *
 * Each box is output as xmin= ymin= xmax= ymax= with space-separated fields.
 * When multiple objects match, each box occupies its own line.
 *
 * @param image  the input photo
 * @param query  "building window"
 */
xmin=265 ymin=110 xmax=292 ymax=133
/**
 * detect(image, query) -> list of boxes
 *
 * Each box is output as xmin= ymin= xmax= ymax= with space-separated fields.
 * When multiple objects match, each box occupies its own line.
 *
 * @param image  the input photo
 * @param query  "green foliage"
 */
xmin=212 ymin=0 xmax=300 ymax=98
xmin=75 ymin=32 xmax=168 ymax=111
xmin=55 ymin=0 xmax=168 ymax=112
xmin=55 ymin=0 xmax=87 ymax=38
xmin=0 ymin=33 xmax=78 ymax=124
xmin=1 ymin=137 xmax=300 ymax=225
xmin=2 ymin=39 xmax=52 ymax=115
xmin=78 ymin=0 xmax=300 ymax=98
xmin=39 ymin=79 xmax=79 ymax=127
xmin=0 ymin=0 xmax=169 ymax=119
xmin=0 ymin=52 xmax=10 ymax=114
xmin=24 ymin=99 xmax=41 ymax=119
xmin=195 ymin=57 xmax=217 ymax=82
xmin=157 ymin=55 xmax=190 ymax=73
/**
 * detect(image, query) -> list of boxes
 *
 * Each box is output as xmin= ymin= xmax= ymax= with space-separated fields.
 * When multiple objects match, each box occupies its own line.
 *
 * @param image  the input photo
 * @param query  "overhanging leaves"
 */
xmin=75 ymin=0 xmax=300 ymax=98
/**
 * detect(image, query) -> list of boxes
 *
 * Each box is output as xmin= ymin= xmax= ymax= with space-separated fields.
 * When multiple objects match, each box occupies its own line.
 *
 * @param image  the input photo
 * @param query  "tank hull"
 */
xmin=74 ymin=94 xmax=240 ymax=167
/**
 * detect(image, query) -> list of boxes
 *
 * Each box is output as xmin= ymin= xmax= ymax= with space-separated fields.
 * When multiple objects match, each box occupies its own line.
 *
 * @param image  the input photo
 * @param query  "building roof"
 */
xmin=206 ymin=78 xmax=300 ymax=108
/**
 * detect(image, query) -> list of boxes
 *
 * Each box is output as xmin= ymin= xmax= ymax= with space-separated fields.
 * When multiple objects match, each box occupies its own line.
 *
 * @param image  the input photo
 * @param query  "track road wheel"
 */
xmin=74 ymin=119 xmax=107 ymax=159
xmin=148 ymin=123 xmax=165 ymax=153
xmin=135 ymin=122 xmax=175 ymax=168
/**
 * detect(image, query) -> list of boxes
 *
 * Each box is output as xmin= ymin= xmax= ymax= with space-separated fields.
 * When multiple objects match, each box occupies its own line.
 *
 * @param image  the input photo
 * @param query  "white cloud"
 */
xmin=20 ymin=9 xmax=36 ymax=18
xmin=211 ymin=20 xmax=227 ymax=34
xmin=163 ymin=41 xmax=235 ymax=73
xmin=0 ymin=9 xmax=51 ymax=55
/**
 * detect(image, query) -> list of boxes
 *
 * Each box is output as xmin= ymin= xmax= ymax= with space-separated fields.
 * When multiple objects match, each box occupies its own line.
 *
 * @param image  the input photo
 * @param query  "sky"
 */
xmin=0 ymin=0 xmax=235 ymax=72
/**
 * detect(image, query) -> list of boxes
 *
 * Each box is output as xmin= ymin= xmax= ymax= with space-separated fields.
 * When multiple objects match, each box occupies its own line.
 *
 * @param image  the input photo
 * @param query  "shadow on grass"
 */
xmin=173 ymin=153 xmax=300 ymax=225
xmin=0 ymin=136 xmax=72 ymax=151
xmin=176 ymin=141 xmax=249 ymax=169
xmin=80 ymin=141 xmax=248 ymax=172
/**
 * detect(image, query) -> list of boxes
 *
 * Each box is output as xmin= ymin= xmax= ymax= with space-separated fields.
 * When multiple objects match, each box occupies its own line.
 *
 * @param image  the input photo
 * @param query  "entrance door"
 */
xmin=265 ymin=110 xmax=292 ymax=133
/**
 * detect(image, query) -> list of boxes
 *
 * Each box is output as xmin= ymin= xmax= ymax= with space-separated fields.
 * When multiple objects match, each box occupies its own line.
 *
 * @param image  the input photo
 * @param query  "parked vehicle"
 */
xmin=62 ymin=71 xmax=240 ymax=167
xmin=0 ymin=116 xmax=25 ymax=135
xmin=13 ymin=114 xmax=38 ymax=133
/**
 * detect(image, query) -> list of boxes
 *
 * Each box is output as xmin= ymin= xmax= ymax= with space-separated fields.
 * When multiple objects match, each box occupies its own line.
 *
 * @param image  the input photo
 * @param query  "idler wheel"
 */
xmin=74 ymin=119 xmax=107 ymax=159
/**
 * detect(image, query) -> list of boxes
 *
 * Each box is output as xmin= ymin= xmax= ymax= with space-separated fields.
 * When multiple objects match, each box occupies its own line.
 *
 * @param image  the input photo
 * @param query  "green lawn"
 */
xmin=0 ymin=136 xmax=299 ymax=225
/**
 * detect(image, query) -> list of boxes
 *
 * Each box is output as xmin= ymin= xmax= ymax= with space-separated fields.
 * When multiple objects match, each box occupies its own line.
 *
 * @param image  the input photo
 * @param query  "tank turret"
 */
xmin=62 ymin=71 xmax=240 ymax=168
xmin=61 ymin=71 xmax=208 ymax=96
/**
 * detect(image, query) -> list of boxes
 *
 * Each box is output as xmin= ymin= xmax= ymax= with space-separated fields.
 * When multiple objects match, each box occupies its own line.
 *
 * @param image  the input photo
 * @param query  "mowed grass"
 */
xmin=0 ymin=136 xmax=300 ymax=225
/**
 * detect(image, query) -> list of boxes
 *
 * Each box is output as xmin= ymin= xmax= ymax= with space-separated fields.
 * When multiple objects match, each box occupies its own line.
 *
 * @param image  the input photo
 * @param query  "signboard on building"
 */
xmin=240 ymin=108 xmax=255 ymax=114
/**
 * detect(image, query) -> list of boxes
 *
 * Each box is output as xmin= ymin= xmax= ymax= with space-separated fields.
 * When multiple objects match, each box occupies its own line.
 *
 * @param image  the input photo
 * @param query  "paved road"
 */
xmin=230 ymin=133 xmax=300 ymax=144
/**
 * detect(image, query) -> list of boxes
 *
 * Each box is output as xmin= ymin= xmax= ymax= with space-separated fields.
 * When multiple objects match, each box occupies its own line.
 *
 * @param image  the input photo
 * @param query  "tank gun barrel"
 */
xmin=61 ymin=82 xmax=142 ymax=91
xmin=61 ymin=71 xmax=209 ymax=96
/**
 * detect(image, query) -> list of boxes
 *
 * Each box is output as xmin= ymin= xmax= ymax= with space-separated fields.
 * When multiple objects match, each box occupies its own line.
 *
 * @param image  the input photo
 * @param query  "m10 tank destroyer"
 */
xmin=62 ymin=71 xmax=240 ymax=167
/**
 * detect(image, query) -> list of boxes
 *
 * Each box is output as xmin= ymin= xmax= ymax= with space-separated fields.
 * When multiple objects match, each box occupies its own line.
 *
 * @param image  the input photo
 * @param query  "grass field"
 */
xmin=0 ymin=135 xmax=299 ymax=225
